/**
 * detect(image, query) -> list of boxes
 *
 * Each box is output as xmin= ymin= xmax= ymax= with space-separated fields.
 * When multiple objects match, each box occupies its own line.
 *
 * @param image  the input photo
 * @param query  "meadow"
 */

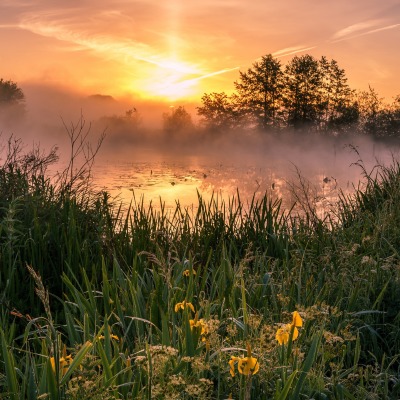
xmin=0 ymin=133 xmax=400 ymax=399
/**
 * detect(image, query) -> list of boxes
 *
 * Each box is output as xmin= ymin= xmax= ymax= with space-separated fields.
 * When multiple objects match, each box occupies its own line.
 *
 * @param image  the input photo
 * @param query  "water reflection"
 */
xmin=80 ymin=134 xmax=400 ymax=218
xmin=91 ymin=156 xmax=359 ymax=217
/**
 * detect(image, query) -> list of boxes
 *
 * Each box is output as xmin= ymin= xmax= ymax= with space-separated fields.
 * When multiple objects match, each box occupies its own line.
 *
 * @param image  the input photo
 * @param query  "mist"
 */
xmin=1 ymin=82 xmax=399 ymax=211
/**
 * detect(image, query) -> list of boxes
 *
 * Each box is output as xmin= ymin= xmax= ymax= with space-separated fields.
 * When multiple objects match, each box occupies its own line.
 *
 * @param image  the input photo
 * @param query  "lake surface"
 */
xmin=89 ymin=135 xmax=399 ymax=217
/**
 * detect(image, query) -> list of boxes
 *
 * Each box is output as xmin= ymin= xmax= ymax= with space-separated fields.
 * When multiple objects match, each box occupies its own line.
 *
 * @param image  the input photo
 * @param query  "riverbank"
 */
xmin=0 ymin=141 xmax=399 ymax=399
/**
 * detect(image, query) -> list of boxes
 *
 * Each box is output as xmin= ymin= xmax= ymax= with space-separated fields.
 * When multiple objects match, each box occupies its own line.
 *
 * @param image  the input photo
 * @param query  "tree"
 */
xmin=0 ymin=79 xmax=25 ymax=105
xmin=0 ymin=79 xmax=26 ymax=123
xmin=196 ymin=92 xmax=240 ymax=132
xmin=319 ymin=57 xmax=358 ymax=133
xmin=234 ymin=54 xmax=284 ymax=130
xmin=355 ymin=86 xmax=385 ymax=135
xmin=162 ymin=106 xmax=194 ymax=137
xmin=356 ymin=90 xmax=400 ymax=137
xmin=283 ymin=55 xmax=323 ymax=130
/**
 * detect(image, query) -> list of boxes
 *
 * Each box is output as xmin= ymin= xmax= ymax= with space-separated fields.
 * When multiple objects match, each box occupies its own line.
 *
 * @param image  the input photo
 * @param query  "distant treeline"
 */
xmin=2 ymin=54 xmax=400 ymax=138
xmin=163 ymin=54 xmax=400 ymax=138
xmin=197 ymin=53 xmax=400 ymax=136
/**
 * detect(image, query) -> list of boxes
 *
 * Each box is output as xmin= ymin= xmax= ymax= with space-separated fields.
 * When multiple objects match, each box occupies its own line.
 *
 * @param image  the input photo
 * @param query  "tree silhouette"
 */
xmin=0 ymin=79 xmax=26 ymax=123
xmin=283 ymin=54 xmax=323 ymax=130
xmin=0 ymin=79 xmax=25 ymax=105
xmin=197 ymin=92 xmax=240 ymax=132
xmin=319 ymin=57 xmax=358 ymax=133
xmin=162 ymin=106 xmax=194 ymax=137
xmin=234 ymin=54 xmax=284 ymax=130
xmin=197 ymin=53 xmax=399 ymax=137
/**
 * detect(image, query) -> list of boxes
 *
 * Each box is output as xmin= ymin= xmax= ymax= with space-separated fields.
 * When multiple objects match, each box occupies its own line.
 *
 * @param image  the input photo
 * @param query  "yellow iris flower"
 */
xmin=174 ymin=300 xmax=195 ymax=313
xmin=229 ymin=343 xmax=259 ymax=377
xmin=98 ymin=334 xmax=120 ymax=341
xmin=292 ymin=311 xmax=303 ymax=327
xmin=50 ymin=346 xmax=73 ymax=376
xmin=189 ymin=318 xmax=208 ymax=336
xmin=183 ymin=269 xmax=196 ymax=277
xmin=276 ymin=311 xmax=303 ymax=345
xmin=229 ymin=356 xmax=240 ymax=377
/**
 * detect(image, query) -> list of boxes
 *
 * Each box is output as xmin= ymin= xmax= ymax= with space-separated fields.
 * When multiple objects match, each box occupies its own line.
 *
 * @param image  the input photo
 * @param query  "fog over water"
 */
xmin=2 ymin=84 xmax=399 ymax=214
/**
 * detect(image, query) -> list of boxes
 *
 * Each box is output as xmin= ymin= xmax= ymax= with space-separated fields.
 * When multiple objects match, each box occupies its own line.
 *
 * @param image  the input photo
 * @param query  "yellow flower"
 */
xmin=229 ymin=356 xmax=240 ymax=377
xmin=237 ymin=356 xmax=260 ymax=376
xmin=50 ymin=349 xmax=73 ymax=376
xmin=276 ymin=311 xmax=303 ymax=345
xmin=183 ymin=269 xmax=196 ymax=277
xmin=190 ymin=315 xmax=210 ymax=348
xmin=174 ymin=300 xmax=195 ymax=313
xmin=292 ymin=311 xmax=303 ymax=327
xmin=189 ymin=318 xmax=209 ymax=336
xmin=99 ymin=334 xmax=120 ymax=341
xmin=276 ymin=324 xmax=299 ymax=345
xmin=229 ymin=343 xmax=259 ymax=377
xmin=50 ymin=356 xmax=55 ymax=372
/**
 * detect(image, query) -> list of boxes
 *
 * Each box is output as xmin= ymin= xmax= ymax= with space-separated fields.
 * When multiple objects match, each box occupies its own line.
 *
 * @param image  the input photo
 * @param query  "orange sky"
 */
xmin=1 ymin=1 xmax=399 ymax=104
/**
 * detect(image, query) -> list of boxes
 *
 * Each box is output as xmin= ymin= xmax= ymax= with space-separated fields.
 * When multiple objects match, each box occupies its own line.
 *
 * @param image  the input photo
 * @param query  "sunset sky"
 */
xmin=1 ymin=0 xmax=399 ymax=104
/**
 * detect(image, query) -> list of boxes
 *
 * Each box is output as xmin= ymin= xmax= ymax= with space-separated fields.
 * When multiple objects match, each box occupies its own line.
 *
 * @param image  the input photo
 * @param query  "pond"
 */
xmin=89 ymin=134 xmax=399 ymax=218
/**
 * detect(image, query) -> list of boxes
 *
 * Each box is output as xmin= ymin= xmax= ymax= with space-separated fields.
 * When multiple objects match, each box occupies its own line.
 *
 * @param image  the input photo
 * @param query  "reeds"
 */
xmin=1 ymin=135 xmax=400 ymax=398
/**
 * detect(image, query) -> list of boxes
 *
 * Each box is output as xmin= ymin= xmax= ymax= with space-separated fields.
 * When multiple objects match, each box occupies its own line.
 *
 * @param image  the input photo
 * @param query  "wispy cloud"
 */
xmin=366 ymin=23 xmax=400 ymax=35
xmin=189 ymin=66 xmax=239 ymax=82
xmin=17 ymin=14 xmax=175 ymax=69
xmin=331 ymin=20 xmax=400 ymax=43
xmin=272 ymin=45 xmax=316 ymax=58
xmin=15 ymin=11 xmax=240 ymax=91
xmin=332 ymin=20 xmax=381 ymax=40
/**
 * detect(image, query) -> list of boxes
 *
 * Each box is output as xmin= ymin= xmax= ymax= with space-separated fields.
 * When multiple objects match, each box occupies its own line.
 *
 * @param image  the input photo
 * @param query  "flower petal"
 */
xmin=228 ymin=357 xmax=238 ymax=377
xmin=186 ymin=302 xmax=195 ymax=313
xmin=237 ymin=356 xmax=259 ymax=376
xmin=276 ymin=327 xmax=289 ymax=345
xmin=292 ymin=311 xmax=303 ymax=327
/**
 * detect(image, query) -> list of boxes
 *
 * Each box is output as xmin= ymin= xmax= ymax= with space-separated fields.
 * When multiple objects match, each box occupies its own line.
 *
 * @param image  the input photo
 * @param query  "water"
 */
xmin=88 ymin=137 xmax=397 ymax=217
xmin=47 ymin=132 xmax=398 ymax=218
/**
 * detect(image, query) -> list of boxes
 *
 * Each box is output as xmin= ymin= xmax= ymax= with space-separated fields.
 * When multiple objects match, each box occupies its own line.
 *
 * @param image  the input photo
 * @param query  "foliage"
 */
xmin=234 ymin=54 xmax=284 ymax=130
xmin=197 ymin=92 xmax=241 ymax=132
xmin=1 ymin=134 xmax=400 ymax=398
xmin=196 ymin=54 xmax=400 ymax=137
xmin=163 ymin=106 xmax=195 ymax=137
xmin=0 ymin=79 xmax=26 ymax=123
xmin=283 ymin=54 xmax=323 ymax=129
xmin=0 ymin=79 xmax=25 ymax=105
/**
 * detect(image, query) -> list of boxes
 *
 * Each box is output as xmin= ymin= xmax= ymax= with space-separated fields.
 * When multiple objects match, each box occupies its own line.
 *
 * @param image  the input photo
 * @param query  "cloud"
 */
xmin=331 ymin=20 xmax=400 ymax=42
xmin=14 ymin=9 xmax=242 ymax=93
xmin=185 ymin=66 xmax=240 ymax=83
xmin=367 ymin=23 xmax=400 ymax=35
xmin=272 ymin=45 xmax=317 ymax=58
xmin=17 ymin=12 xmax=169 ymax=67
xmin=332 ymin=20 xmax=381 ymax=40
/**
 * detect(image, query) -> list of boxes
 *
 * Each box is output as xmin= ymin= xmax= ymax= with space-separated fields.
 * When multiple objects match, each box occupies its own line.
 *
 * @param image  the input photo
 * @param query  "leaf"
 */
xmin=290 ymin=333 xmax=321 ymax=399
xmin=276 ymin=370 xmax=297 ymax=400
xmin=1 ymin=328 xmax=19 ymax=400
xmin=60 ymin=341 xmax=93 ymax=386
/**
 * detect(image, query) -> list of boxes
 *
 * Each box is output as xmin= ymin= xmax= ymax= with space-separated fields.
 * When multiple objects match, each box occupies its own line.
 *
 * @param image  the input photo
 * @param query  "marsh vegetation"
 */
xmin=1 ymin=54 xmax=400 ymax=398
xmin=0 ymin=126 xmax=400 ymax=399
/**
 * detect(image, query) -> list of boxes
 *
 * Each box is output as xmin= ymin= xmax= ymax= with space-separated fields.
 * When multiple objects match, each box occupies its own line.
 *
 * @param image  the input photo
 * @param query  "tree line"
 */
xmin=2 ymin=54 xmax=400 ymax=138
xmin=195 ymin=54 xmax=400 ymax=136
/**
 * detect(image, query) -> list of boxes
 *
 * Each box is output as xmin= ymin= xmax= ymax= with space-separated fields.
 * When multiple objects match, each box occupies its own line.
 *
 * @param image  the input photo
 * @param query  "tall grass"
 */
xmin=0 ymin=132 xmax=400 ymax=398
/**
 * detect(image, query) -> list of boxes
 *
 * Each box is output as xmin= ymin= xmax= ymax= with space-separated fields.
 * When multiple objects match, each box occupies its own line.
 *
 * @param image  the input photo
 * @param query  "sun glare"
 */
xmin=147 ymin=77 xmax=197 ymax=101
xmin=133 ymin=57 xmax=201 ymax=101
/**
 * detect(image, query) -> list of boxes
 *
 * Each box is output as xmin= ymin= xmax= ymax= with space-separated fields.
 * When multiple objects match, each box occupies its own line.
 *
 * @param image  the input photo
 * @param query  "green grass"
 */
xmin=0 ymin=139 xmax=400 ymax=399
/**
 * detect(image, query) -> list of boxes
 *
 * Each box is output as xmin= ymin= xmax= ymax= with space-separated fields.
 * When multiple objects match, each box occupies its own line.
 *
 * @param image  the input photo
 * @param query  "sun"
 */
xmin=147 ymin=76 xmax=197 ymax=101
xmin=129 ymin=57 xmax=201 ymax=102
